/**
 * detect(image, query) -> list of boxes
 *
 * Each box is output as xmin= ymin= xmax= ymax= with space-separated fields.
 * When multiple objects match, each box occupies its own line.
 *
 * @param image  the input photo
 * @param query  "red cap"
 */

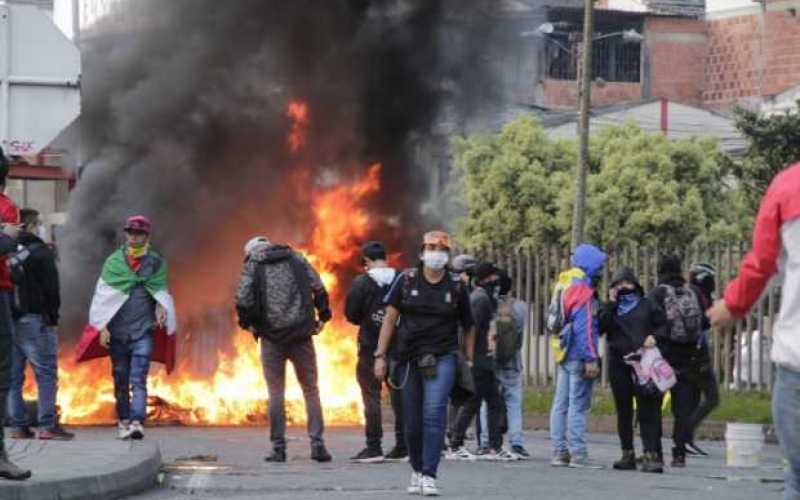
xmin=123 ymin=215 xmax=152 ymax=234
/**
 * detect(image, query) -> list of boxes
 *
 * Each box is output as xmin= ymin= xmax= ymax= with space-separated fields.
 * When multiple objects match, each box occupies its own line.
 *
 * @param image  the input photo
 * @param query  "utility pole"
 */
xmin=570 ymin=0 xmax=595 ymax=249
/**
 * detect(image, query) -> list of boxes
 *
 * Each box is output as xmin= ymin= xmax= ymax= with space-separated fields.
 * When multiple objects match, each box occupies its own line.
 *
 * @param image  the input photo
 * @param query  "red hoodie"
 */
xmin=0 ymin=193 xmax=20 ymax=290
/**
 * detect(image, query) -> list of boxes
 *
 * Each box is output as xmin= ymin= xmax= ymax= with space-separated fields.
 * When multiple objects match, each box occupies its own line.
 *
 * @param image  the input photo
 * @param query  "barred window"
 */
xmin=546 ymin=32 xmax=641 ymax=83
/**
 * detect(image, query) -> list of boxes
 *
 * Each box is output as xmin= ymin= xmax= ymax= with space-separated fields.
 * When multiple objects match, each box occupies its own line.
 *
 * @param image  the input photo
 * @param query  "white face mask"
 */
xmin=422 ymin=250 xmax=449 ymax=271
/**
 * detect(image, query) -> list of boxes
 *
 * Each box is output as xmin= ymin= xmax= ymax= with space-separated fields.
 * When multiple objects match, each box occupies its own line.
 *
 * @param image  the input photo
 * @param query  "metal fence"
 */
xmin=472 ymin=244 xmax=778 ymax=392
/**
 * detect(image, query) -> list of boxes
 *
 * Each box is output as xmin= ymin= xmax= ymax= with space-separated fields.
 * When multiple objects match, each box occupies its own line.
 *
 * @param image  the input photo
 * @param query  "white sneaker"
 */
xmin=117 ymin=421 xmax=131 ymax=440
xmin=129 ymin=421 xmax=144 ymax=440
xmin=407 ymin=472 xmax=422 ymax=495
xmin=494 ymin=448 xmax=519 ymax=462
xmin=421 ymin=475 xmax=439 ymax=497
xmin=446 ymin=446 xmax=476 ymax=461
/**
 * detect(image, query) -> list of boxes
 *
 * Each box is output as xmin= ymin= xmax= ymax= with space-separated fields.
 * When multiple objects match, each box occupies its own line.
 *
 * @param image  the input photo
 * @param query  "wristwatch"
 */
xmin=374 ymin=351 xmax=387 ymax=360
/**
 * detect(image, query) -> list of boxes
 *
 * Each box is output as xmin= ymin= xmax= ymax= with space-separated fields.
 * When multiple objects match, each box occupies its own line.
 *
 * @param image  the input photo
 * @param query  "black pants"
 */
xmin=356 ymin=352 xmax=405 ymax=451
xmin=451 ymin=366 xmax=503 ymax=450
xmin=609 ymin=355 xmax=663 ymax=454
xmin=0 ymin=291 xmax=15 ymax=454
xmin=687 ymin=365 xmax=720 ymax=443
xmin=673 ymin=364 xmax=720 ymax=450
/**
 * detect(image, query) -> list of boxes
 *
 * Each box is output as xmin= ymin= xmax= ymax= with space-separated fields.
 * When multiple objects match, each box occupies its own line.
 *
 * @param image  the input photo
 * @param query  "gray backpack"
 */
xmin=662 ymin=284 xmax=703 ymax=344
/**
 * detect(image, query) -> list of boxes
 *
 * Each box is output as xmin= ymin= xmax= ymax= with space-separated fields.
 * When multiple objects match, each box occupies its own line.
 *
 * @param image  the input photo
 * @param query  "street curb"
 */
xmin=0 ymin=442 xmax=162 ymax=500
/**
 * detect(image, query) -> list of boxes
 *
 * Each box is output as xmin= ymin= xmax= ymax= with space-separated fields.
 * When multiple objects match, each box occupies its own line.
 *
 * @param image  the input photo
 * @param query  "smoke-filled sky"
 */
xmin=59 ymin=0 xmax=503 ymax=334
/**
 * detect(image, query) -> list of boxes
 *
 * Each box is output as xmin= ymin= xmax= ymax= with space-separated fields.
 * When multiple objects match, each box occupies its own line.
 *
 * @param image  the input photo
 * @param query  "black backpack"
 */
xmin=252 ymin=246 xmax=316 ymax=343
xmin=494 ymin=297 xmax=522 ymax=364
xmin=661 ymin=284 xmax=703 ymax=344
xmin=9 ymin=241 xmax=45 ymax=316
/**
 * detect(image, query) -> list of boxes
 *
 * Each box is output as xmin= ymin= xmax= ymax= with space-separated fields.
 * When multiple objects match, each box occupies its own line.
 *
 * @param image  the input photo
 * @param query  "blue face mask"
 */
xmin=616 ymin=288 xmax=640 ymax=316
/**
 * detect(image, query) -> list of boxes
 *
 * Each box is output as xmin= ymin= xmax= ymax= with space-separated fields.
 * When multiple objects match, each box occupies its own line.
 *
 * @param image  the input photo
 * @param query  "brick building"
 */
xmin=536 ymin=0 xmax=800 ymax=113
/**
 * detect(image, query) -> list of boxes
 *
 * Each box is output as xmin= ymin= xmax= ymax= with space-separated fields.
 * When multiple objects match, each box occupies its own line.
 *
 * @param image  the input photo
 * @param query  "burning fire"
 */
xmin=24 ymin=101 xmax=386 ymax=426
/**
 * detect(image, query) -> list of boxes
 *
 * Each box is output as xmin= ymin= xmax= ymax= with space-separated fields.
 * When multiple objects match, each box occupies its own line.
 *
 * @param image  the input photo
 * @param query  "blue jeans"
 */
xmin=774 ymin=366 xmax=800 ymax=500
xmin=496 ymin=362 xmax=524 ymax=447
xmin=550 ymin=360 xmax=595 ymax=458
xmin=7 ymin=314 xmax=58 ymax=429
xmin=110 ymin=333 xmax=153 ymax=423
xmin=401 ymin=353 xmax=457 ymax=479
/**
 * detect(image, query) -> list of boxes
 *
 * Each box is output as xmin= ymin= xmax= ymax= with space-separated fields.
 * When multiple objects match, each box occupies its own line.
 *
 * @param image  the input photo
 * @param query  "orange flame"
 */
xmin=286 ymin=100 xmax=309 ymax=153
xmin=25 ymin=101 xmax=385 ymax=427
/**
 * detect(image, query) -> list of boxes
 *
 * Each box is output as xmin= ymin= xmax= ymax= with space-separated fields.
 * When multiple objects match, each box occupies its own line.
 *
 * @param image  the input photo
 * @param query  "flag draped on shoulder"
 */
xmin=74 ymin=248 xmax=177 ymax=373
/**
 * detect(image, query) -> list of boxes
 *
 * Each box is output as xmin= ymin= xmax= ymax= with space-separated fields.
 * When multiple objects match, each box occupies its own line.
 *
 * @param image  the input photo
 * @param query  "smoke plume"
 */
xmin=60 ymin=0 xmax=503 ymax=333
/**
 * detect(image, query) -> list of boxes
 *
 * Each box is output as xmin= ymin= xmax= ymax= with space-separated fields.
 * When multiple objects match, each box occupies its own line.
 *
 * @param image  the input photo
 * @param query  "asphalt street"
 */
xmin=114 ymin=426 xmax=786 ymax=500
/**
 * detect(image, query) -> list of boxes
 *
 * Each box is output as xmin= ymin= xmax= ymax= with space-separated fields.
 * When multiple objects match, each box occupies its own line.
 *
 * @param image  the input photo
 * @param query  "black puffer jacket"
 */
xmin=12 ymin=232 xmax=60 ymax=325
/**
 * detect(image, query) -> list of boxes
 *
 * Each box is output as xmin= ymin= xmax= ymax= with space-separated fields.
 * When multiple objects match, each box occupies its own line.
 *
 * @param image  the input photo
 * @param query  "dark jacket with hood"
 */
xmin=236 ymin=244 xmax=331 ymax=344
xmin=12 ymin=231 xmax=60 ymax=325
xmin=600 ymin=267 xmax=666 ymax=358
xmin=647 ymin=261 xmax=710 ymax=371
xmin=345 ymin=266 xmax=397 ymax=356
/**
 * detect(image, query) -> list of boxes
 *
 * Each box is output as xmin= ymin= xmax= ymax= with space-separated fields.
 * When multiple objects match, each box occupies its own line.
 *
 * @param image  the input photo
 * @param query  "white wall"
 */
xmin=706 ymin=0 xmax=759 ymax=12
xmin=608 ymin=0 xmax=647 ymax=11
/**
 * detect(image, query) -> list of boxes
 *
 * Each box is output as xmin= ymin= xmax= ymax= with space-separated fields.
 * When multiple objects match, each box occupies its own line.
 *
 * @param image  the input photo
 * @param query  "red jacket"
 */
xmin=0 ymin=193 xmax=20 ymax=290
xmin=724 ymin=162 xmax=800 ymax=370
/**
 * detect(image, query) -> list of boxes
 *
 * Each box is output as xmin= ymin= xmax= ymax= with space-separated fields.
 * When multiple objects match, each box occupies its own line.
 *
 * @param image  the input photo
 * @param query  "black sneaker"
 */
xmin=264 ymin=449 xmax=287 ymax=463
xmin=512 ymin=445 xmax=531 ymax=460
xmin=350 ymin=447 xmax=384 ymax=463
xmin=685 ymin=442 xmax=709 ymax=457
xmin=384 ymin=446 xmax=409 ymax=462
xmin=311 ymin=444 xmax=332 ymax=463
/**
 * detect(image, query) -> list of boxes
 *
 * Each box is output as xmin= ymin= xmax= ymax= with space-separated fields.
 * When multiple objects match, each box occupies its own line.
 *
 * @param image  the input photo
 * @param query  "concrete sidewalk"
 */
xmin=0 ymin=431 xmax=161 ymax=500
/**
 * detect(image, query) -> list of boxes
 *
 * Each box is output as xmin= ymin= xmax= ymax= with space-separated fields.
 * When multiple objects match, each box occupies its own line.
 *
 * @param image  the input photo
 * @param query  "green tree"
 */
xmin=452 ymin=117 xmax=749 ymax=250
xmin=727 ymin=101 xmax=800 ymax=210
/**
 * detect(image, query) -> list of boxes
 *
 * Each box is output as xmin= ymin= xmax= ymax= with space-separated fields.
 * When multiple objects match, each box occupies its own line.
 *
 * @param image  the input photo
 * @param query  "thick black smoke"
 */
xmin=60 ymin=0 xmax=502 ymax=334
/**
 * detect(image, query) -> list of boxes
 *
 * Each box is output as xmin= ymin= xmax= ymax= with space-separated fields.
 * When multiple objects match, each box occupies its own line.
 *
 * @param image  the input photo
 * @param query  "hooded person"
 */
xmin=599 ymin=266 xmax=667 ymax=473
xmin=647 ymin=254 xmax=709 ymax=468
xmin=235 ymin=235 xmax=333 ymax=464
xmin=548 ymin=243 xmax=607 ymax=469
xmin=344 ymin=240 xmax=406 ymax=463
xmin=75 ymin=215 xmax=177 ymax=441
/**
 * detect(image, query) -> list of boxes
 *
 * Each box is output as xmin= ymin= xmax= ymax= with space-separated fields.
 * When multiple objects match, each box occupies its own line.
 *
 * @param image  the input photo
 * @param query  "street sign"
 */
xmin=0 ymin=2 xmax=81 ymax=157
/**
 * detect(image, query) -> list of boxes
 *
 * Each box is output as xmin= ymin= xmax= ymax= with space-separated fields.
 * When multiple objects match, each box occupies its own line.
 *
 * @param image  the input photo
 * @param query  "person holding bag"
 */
xmin=600 ymin=267 xmax=667 ymax=473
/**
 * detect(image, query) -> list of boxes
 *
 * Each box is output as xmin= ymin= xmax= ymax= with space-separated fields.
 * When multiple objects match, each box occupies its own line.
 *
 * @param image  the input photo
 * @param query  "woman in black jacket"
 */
xmin=600 ymin=267 xmax=667 ymax=473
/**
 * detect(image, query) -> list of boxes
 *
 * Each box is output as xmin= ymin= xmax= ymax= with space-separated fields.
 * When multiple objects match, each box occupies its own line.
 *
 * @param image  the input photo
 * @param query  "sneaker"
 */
xmin=407 ymin=472 xmax=422 ymax=495
xmin=421 ymin=475 xmax=439 ymax=497
xmin=512 ymin=445 xmax=531 ymax=460
xmin=474 ymin=446 xmax=490 ymax=457
xmin=551 ymin=452 xmax=570 ymax=467
xmin=0 ymin=452 xmax=32 ymax=481
xmin=264 ymin=449 xmax=287 ymax=463
xmin=129 ymin=421 xmax=144 ymax=440
xmin=350 ymin=447 xmax=384 ymax=463
xmin=686 ymin=442 xmax=709 ymax=457
xmin=446 ymin=446 xmax=476 ymax=461
xmin=311 ymin=444 xmax=332 ymax=463
xmin=385 ymin=446 xmax=409 ymax=462
xmin=117 ymin=421 xmax=132 ymax=440
xmin=39 ymin=426 xmax=75 ymax=441
xmin=10 ymin=427 xmax=35 ymax=440
xmin=495 ymin=449 xmax=519 ymax=462
xmin=568 ymin=455 xmax=604 ymax=469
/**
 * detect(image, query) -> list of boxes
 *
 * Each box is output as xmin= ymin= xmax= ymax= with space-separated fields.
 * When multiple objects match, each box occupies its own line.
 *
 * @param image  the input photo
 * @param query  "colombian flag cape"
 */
xmin=74 ymin=248 xmax=177 ymax=373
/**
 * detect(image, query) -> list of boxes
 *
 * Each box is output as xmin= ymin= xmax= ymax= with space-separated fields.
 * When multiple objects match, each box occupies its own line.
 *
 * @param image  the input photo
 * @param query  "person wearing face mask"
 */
xmin=6 ymin=209 xmax=73 ymax=441
xmin=600 ymin=267 xmax=667 ymax=473
xmin=345 ymin=241 xmax=406 ymax=463
xmin=374 ymin=231 xmax=475 ymax=497
xmin=448 ymin=262 xmax=515 ymax=462
xmin=75 ymin=216 xmax=177 ymax=441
